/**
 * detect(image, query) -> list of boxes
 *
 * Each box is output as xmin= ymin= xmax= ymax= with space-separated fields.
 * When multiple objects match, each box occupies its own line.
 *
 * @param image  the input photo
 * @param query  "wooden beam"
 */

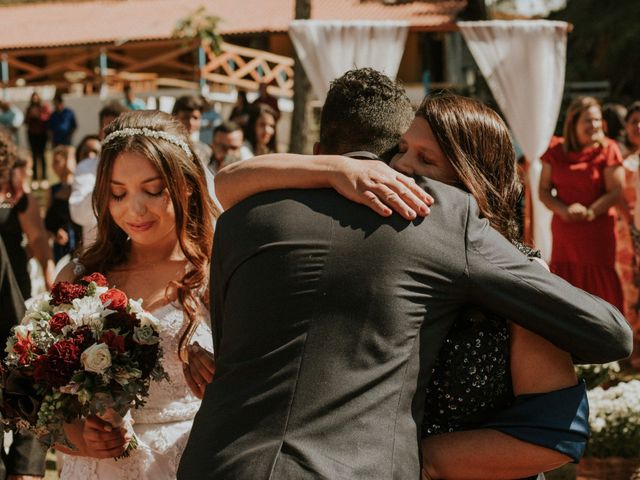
xmin=5 ymin=56 xmax=41 ymax=75
xmin=163 ymin=59 xmax=195 ymax=74
xmin=102 ymin=50 xmax=137 ymax=67
xmin=202 ymin=72 xmax=292 ymax=98
xmin=23 ymin=50 xmax=97 ymax=81
xmin=125 ymin=44 xmax=194 ymax=73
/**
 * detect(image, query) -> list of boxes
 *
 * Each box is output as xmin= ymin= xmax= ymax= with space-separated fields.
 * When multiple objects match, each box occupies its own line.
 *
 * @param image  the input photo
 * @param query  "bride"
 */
xmin=54 ymin=110 xmax=218 ymax=479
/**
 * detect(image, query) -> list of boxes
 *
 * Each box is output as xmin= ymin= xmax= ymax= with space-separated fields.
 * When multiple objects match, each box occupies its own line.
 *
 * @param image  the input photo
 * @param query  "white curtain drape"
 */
xmin=458 ymin=20 xmax=568 ymax=261
xmin=288 ymin=20 xmax=409 ymax=102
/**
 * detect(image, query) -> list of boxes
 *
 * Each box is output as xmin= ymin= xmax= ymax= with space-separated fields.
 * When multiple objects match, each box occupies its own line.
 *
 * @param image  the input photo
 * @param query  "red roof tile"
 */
xmin=0 ymin=0 xmax=466 ymax=50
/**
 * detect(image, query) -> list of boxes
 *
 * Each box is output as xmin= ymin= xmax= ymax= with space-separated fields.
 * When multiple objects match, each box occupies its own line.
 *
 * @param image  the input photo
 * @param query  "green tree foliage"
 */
xmin=550 ymin=0 xmax=640 ymax=101
xmin=173 ymin=6 xmax=223 ymax=55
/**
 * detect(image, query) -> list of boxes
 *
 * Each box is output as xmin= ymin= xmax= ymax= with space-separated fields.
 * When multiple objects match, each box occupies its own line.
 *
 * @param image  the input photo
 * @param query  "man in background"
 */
xmin=47 ymin=95 xmax=76 ymax=147
xmin=209 ymin=121 xmax=252 ymax=176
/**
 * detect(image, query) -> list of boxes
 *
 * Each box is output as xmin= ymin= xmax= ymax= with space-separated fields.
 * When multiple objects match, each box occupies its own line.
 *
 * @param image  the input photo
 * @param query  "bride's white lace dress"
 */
xmin=59 ymin=302 xmax=212 ymax=480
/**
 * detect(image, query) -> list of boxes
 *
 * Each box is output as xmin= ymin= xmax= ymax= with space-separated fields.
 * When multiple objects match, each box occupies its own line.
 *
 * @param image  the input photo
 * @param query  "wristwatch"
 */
xmin=586 ymin=208 xmax=596 ymax=221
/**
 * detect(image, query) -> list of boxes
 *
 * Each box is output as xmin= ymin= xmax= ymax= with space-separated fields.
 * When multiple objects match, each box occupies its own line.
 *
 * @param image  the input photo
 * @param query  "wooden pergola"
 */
xmin=1 ymin=38 xmax=295 ymax=97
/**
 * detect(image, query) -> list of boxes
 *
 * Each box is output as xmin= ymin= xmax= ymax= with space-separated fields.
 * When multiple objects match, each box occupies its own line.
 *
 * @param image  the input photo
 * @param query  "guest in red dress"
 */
xmin=540 ymin=96 xmax=625 ymax=311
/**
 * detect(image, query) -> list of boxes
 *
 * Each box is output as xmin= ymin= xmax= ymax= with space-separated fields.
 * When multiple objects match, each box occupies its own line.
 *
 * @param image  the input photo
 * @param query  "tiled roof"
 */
xmin=0 ymin=0 xmax=467 ymax=50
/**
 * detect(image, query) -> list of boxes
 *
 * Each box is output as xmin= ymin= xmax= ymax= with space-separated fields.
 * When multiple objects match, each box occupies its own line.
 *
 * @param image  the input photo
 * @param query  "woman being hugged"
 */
xmin=56 ymin=110 xmax=217 ymax=480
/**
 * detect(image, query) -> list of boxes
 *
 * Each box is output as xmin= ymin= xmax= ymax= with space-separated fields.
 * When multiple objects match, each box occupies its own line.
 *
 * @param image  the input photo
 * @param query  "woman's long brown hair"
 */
xmin=416 ymin=94 xmax=522 ymax=243
xmin=79 ymin=110 xmax=219 ymax=354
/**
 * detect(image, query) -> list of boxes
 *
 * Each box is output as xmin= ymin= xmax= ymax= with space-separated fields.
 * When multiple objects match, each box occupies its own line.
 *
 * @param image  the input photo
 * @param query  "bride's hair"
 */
xmin=79 ymin=110 xmax=219 ymax=337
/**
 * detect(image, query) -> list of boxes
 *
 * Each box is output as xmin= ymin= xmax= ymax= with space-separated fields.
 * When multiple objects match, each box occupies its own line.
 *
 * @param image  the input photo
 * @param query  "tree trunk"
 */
xmin=289 ymin=0 xmax=312 ymax=154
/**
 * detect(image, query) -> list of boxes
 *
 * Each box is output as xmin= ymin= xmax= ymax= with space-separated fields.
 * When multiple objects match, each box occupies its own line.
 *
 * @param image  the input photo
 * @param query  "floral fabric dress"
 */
xmin=59 ymin=302 xmax=212 ymax=480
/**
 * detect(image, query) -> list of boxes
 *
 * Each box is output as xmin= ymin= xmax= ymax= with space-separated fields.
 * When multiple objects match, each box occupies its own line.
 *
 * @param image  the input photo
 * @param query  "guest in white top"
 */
xmin=69 ymin=102 xmax=128 ymax=250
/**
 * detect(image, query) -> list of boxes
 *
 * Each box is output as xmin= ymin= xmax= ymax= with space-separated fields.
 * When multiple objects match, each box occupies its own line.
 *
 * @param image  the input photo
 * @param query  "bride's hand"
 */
xmin=81 ymin=415 xmax=130 ymax=458
xmin=183 ymin=342 xmax=215 ymax=399
xmin=329 ymin=157 xmax=433 ymax=220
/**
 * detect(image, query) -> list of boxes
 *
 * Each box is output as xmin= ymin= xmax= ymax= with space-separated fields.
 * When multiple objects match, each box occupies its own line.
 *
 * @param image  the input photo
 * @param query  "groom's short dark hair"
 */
xmin=319 ymin=68 xmax=413 ymax=160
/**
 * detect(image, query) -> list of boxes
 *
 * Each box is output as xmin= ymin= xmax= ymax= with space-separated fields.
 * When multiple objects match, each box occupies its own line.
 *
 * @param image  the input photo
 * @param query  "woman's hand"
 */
xmin=215 ymin=153 xmax=433 ymax=220
xmin=183 ymin=342 xmax=215 ymax=399
xmin=59 ymin=416 xmax=129 ymax=458
xmin=329 ymin=157 xmax=433 ymax=220
xmin=560 ymin=203 xmax=588 ymax=222
xmin=81 ymin=415 xmax=130 ymax=459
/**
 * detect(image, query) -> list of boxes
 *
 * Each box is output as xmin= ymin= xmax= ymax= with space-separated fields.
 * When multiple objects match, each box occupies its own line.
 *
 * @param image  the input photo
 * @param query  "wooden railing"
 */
xmin=201 ymin=42 xmax=294 ymax=98
xmin=2 ymin=39 xmax=295 ymax=97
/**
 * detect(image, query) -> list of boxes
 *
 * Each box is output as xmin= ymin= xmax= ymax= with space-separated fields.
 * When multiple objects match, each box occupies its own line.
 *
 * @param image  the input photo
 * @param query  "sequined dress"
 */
xmin=423 ymin=308 xmax=513 ymax=436
xmin=422 ymin=244 xmax=541 ymax=436
xmin=422 ymin=245 xmax=545 ymax=480
xmin=59 ymin=302 xmax=212 ymax=480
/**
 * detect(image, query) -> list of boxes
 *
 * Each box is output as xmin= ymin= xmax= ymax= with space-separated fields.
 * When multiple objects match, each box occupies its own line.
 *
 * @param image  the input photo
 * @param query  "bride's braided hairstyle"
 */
xmin=79 ymin=110 xmax=219 ymax=348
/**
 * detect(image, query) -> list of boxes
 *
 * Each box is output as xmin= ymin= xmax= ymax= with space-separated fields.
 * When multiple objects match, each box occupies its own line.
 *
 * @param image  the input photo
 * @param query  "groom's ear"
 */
xmin=313 ymin=142 xmax=322 ymax=155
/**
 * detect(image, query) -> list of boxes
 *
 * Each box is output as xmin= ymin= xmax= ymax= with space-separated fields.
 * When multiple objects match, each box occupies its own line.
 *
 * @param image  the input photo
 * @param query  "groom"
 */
xmin=179 ymin=69 xmax=631 ymax=479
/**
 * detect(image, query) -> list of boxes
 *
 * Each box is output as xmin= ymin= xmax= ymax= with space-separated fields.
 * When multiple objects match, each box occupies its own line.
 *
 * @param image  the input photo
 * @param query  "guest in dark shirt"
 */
xmin=48 ymin=95 xmax=77 ymax=147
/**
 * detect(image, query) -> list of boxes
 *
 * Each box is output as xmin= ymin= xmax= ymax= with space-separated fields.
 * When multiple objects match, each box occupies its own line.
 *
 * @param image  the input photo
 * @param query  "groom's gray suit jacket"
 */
xmin=178 ymin=178 xmax=631 ymax=480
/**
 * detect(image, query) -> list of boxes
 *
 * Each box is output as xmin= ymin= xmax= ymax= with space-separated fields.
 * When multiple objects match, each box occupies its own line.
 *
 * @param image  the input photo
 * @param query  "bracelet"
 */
xmin=586 ymin=208 xmax=596 ymax=222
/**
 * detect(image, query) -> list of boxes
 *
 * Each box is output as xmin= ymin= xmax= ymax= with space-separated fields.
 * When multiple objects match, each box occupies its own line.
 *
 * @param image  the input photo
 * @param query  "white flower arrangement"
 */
xmin=576 ymin=361 xmax=621 ymax=390
xmin=585 ymin=380 xmax=640 ymax=458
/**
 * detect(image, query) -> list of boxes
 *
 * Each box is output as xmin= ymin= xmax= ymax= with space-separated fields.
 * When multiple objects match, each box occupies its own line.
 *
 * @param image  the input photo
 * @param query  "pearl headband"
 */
xmin=102 ymin=127 xmax=193 ymax=159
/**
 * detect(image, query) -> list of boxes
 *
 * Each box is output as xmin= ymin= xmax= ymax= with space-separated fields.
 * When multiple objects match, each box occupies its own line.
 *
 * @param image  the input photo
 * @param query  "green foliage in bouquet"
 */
xmin=585 ymin=380 xmax=640 ymax=458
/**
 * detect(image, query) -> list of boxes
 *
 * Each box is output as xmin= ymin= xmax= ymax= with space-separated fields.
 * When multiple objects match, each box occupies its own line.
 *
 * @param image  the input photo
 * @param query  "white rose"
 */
xmin=81 ymin=343 xmax=112 ymax=374
xmin=133 ymin=325 xmax=160 ymax=345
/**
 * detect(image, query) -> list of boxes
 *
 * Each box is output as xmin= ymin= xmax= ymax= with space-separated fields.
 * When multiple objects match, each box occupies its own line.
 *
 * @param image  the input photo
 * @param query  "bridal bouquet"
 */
xmin=0 ymin=273 xmax=168 ymax=456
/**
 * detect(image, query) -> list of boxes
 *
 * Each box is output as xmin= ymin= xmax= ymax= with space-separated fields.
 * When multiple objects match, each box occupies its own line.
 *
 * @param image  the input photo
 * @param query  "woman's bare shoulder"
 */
xmin=55 ymin=260 xmax=80 ymax=283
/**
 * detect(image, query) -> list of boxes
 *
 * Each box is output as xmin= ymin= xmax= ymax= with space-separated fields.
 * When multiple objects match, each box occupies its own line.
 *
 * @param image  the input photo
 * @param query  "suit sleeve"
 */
xmin=5 ymin=432 xmax=47 ymax=477
xmin=0 ymin=238 xmax=25 ymax=342
xmin=459 ymin=196 xmax=632 ymax=364
xmin=210 ymin=217 xmax=226 ymax=357
xmin=0 ymin=239 xmax=48 ymax=476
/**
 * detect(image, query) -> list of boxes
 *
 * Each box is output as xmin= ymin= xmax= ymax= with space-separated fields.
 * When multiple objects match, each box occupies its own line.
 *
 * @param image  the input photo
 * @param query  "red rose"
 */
xmin=33 ymin=339 xmax=81 ymax=388
xmin=100 ymin=289 xmax=128 ymax=311
xmin=100 ymin=330 xmax=126 ymax=354
xmin=81 ymin=272 xmax=109 ymax=287
xmin=49 ymin=312 xmax=71 ymax=334
xmin=104 ymin=312 xmax=140 ymax=343
xmin=50 ymin=281 xmax=87 ymax=306
xmin=13 ymin=332 xmax=34 ymax=365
